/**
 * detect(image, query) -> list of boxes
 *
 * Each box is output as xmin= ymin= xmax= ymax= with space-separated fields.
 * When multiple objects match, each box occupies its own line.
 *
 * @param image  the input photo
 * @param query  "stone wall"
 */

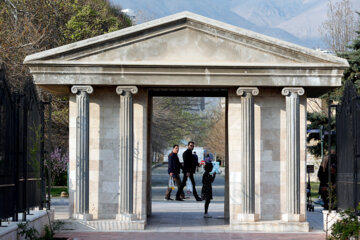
xmin=228 ymin=87 xmax=307 ymax=227
xmin=69 ymin=87 xmax=148 ymax=221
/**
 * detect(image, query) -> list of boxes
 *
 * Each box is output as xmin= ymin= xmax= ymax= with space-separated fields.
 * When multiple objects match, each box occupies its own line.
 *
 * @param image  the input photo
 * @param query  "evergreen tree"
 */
xmin=338 ymin=12 xmax=360 ymax=93
xmin=307 ymin=12 xmax=360 ymax=156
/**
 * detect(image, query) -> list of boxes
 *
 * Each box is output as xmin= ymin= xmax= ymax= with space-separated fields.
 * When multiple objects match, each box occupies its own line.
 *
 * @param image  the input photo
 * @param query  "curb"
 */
xmin=152 ymin=162 xmax=165 ymax=169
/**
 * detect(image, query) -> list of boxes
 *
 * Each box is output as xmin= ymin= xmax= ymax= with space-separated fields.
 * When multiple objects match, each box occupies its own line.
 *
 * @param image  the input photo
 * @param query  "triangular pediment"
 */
xmin=24 ymin=11 xmax=348 ymax=67
xmin=69 ymin=28 xmax=302 ymax=64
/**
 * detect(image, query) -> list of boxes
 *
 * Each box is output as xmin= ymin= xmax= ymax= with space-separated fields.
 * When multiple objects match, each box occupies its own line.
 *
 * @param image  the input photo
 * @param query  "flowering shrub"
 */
xmin=45 ymin=147 xmax=69 ymax=184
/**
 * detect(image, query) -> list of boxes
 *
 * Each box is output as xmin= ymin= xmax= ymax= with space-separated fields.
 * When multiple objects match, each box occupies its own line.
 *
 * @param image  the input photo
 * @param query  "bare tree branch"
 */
xmin=319 ymin=0 xmax=357 ymax=52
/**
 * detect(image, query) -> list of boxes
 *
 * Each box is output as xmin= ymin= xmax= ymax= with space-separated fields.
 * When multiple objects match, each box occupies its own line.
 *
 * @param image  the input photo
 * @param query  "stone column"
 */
xmin=71 ymin=85 xmax=93 ymax=220
xmin=236 ymin=87 xmax=259 ymax=222
xmin=116 ymin=86 xmax=138 ymax=221
xmin=281 ymin=87 xmax=304 ymax=221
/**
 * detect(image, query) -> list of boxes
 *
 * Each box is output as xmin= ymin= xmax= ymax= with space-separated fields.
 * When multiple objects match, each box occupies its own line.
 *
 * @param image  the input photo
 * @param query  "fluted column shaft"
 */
xmin=282 ymin=87 xmax=304 ymax=216
xmin=237 ymin=87 xmax=259 ymax=216
xmin=116 ymin=86 xmax=138 ymax=219
xmin=71 ymin=85 xmax=93 ymax=219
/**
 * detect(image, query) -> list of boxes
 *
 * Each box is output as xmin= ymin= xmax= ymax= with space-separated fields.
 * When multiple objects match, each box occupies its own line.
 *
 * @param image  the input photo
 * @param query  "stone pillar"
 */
xmin=236 ymin=87 xmax=259 ymax=222
xmin=116 ymin=86 xmax=138 ymax=221
xmin=71 ymin=85 xmax=93 ymax=220
xmin=281 ymin=87 xmax=304 ymax=221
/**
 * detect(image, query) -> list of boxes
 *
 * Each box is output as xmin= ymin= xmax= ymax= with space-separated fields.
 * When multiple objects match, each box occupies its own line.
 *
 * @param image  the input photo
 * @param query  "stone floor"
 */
xmin=53 ymin=165 xmax=326 ymax=239
xmin=55 ymin=232 xmax=325 ymax=240
xmin=53 ymin=199 xmax=325 ymax=239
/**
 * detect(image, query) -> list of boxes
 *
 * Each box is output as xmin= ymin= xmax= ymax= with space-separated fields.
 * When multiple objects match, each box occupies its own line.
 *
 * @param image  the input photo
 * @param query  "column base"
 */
xmin=281 ymin=213 xmax=302 ymax=222
xmin=237 ymin=213 xmax=259 ymax=222
xmin=73 ymin=213 xmax=93 ymax=221
xmin=116 ymin=213 xmax=137 ymax=222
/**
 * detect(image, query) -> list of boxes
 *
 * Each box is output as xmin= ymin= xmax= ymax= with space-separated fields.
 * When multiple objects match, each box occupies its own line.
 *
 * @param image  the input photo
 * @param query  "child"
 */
xmin=202 ymin=162 xmax=216 ymax=218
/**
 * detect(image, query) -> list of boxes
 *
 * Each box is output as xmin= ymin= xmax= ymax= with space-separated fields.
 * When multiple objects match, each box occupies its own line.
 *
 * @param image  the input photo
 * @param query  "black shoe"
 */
xmin=164 ymin=197 xmax=174 ymax=201
xmin=176 ymin=198 xmax=184 ymax=201
xmin=196 ymin=197 xmax=202 ymax=201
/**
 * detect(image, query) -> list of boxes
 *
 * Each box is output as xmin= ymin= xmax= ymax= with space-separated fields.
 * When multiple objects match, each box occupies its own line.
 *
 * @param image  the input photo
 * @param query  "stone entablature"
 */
xmin=24 ymin=13 xmax=347 ymax=95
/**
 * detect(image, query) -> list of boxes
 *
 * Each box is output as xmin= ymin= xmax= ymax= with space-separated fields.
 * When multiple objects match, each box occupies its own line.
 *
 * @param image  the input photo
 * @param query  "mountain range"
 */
xmin=110 ymin=0 xmax=360 ymax=49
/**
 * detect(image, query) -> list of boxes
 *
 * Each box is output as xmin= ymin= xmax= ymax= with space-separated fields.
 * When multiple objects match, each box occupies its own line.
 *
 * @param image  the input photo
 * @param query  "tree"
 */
xmin=45 ymin=147 xmax=69 ymax=185
xmin=337 ymin=12 xmax=360 ymax=91
xmin=0 ymin=0 xmax=132 ymax=150
xmin=306 ymin=112 xmax=336 ymax=157
xmin=64 ymin=1 xmax=131 ymax=42
xmin=151 ymin=97 xmax=213 ymax=155
xmin=307 ymin=12 xmax=360 ymax=156
xmin=319 ymin=0 xmax=357 ymax=52
xmin=204 ymin=110 xmax=225 ymax=161
xmin=324 ymin=11 xmax=360 ymax=102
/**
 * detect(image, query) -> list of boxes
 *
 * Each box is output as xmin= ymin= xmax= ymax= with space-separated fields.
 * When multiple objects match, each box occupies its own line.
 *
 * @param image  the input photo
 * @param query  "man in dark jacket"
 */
xmin=176 ymin=141 xmax=202 ymax=201
xmin=165 ymin=145 xmax=184 ymax=200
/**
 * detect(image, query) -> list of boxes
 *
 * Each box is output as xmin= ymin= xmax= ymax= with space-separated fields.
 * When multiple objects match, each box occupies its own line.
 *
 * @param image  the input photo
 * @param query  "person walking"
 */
xmin=202 ymin=162 xmax=216 ymax=218
xmin=176 ymin=141 xmax=202 ymax=201
xmin=165 ymin=145 xmax=184 ymax=200
xmin=204 ymin=153 xmax=212 ymax=163
xmin=317 ymin=155 xmax=337 ymax=210
xmin=193 ymin=151 xmax=199 ymax=172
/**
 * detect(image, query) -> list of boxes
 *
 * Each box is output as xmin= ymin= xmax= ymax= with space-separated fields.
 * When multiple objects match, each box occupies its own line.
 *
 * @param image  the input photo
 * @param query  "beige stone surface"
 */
xmin=227 ymin=87 xmax=308 ymax=229
xmin=256 ymin=89 xmax=284 ymax=221
xmin=228 ymin=89 xmax=242 ymax=222
xmin=24 ymin=13 xmax=346 ymax=96
xmin=133 ymin=87 xmax=148 ymax=220
xmin=28 ymin=11 xmax=343 ymax=232
xmin=68 ymin=87 xmax=148 ymax=223
xmin=67 ymin=85 xmax=309 ymax=229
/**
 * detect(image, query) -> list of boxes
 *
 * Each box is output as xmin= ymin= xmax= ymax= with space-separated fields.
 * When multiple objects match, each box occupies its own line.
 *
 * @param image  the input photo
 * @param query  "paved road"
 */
xmin=151 ymin=164 xmax=225 ymax=202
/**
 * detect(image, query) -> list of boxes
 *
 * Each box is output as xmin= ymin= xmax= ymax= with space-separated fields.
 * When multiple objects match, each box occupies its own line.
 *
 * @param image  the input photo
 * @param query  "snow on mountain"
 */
xmin=111 ymin=0 xmax=360 ymax=49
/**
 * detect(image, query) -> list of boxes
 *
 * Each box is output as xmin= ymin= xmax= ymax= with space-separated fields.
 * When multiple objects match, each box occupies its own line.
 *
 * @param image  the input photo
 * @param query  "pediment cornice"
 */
xmin=24 ymin=12 xmax=348 ymax=67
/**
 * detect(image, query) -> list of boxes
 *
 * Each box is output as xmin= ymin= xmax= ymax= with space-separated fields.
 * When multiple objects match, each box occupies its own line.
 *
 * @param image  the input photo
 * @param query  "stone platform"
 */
xmin=230 ymin=220 xmax=309 ymax=232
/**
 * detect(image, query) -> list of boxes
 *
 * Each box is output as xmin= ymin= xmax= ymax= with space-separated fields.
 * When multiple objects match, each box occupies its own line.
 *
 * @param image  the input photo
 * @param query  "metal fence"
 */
xmin=0 ymin=64 xmax=49 ymax=222
xmin=336 ymin=80 xmax=360 ymax=210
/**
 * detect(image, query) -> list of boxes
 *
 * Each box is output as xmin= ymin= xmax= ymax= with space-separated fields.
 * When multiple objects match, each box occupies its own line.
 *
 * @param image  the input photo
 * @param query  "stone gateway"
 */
xmin=24 ymin=12 xmax=348 ymax=232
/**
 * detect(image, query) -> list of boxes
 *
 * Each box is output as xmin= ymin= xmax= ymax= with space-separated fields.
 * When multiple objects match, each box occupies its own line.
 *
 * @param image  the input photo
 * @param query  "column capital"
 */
xmin=281 ymin=87 xmax=304 ymax=96
xmin=71 ymin=85 xmax=93 ymax=94
xmin=116 ymin=86 xmax=138 ymax=95
xmin=236 ymin=87 xmax=259 ymax=97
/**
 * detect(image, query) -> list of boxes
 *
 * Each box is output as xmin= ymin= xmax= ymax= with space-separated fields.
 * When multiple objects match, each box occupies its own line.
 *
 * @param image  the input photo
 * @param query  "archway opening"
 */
xmin=146 ymin=89 xmax=229 ymax=230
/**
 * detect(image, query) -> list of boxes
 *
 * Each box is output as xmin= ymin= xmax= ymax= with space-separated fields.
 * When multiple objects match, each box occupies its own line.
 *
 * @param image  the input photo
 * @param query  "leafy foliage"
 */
xmin=307 ymin=112 xmax=336 ymax=157
xmin=151 ymin=97 xmax=214 ymax=154
xmin=64 ymin=0 xmax=131 ymax=42
xmin=45 ymin=147 xmax=69 ymax=185
xmin=0 ymin=0 xmax=132 ymax=152
xmin=330 ymin=205 xmax=360 ymax=240
xmin=327 ymin=12 xmax=360 ymax=102
xmin=337 ymin=12 xmax=360 ymax=96
xmin=18 ymin=222 xmax=40 ymax=240
xmin=307 ymin=13 xmax=360 ymax=155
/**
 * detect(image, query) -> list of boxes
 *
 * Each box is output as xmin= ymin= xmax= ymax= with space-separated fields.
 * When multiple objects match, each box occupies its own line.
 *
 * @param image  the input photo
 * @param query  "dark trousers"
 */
xmin=165 ymin=174 xmax=184 ymax=199
xmin=176 ymin=173 xmax=199 ymax=199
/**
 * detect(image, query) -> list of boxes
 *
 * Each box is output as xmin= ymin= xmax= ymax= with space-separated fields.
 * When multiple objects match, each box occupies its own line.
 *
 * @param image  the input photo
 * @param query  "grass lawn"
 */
xmin=310 ymin=182 xmax=320 ymax=200
xmin=50 ymin=186 xmax=68 ymax=197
